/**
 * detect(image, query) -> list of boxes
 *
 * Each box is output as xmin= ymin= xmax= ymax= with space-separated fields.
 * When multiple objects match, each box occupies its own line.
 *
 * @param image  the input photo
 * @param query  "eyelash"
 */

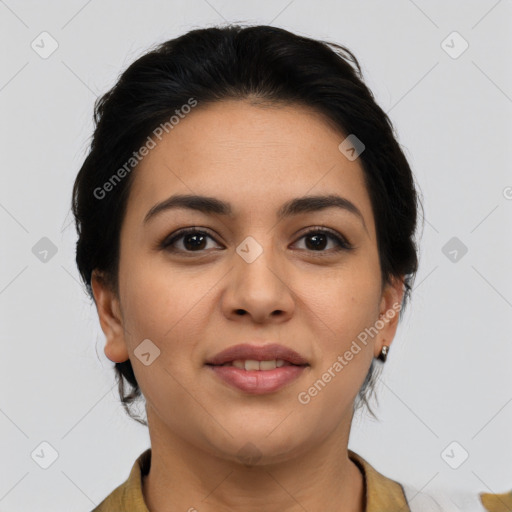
xmin=160 ymin=226 xmax=354 ymax=255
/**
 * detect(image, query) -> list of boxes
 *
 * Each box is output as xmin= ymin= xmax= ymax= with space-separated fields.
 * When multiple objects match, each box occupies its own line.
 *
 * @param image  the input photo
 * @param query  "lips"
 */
xmin=205 ymin=343 xmax=309 ymax=367
xmin=205 ymin=343 xmax=309 ymax=394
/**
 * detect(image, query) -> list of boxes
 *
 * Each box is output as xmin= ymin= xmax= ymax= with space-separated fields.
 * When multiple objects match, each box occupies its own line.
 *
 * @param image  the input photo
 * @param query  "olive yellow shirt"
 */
xmin=91 ymin=448 xmax=512 ymax=511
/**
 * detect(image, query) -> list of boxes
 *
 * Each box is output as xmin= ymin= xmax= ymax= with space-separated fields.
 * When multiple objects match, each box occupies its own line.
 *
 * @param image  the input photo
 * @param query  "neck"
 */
xmin=142 ymin=406 xmax=365 ymax=512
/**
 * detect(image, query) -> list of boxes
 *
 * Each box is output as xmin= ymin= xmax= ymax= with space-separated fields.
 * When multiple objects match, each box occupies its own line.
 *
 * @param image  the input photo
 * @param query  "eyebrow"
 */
xmin=143 ymin=193 xmax=367 ymax=231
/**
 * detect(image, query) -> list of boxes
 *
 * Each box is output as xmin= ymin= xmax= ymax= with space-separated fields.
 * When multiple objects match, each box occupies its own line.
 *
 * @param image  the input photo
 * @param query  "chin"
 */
xmin=204 ymin=428 xmax=312 ymax=468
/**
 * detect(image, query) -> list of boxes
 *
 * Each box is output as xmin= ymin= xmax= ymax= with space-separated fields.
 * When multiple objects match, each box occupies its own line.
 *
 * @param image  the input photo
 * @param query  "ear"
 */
xmin=91 ymin=269 xmax=129 ymax=363
xmin=373 ymin=276 xmax=406 ymax=359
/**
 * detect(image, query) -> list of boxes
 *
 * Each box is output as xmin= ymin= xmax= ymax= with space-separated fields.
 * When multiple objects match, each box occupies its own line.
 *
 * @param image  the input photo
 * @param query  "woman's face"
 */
xmin=93 ymin=99 xmax=403 ymax=464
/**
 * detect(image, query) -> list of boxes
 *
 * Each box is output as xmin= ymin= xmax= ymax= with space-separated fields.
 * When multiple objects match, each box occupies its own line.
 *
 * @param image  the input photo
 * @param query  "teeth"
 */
xmin=226 ymin=359 xmax=290 ymax=370
xmin=245 ymin=359 xmax=260 ymax=371
xmin=259 ymin=360 xmax=276 ymax=370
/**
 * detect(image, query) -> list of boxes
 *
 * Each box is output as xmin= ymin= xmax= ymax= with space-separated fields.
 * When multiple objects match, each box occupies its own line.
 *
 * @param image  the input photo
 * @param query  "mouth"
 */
xmin=205 ymin=344 xmax=310 ymax=394
xmin=205 ymin=343 xmax=309 ymax=367
xmin=208 ymin=359 xmax=304 ymax=370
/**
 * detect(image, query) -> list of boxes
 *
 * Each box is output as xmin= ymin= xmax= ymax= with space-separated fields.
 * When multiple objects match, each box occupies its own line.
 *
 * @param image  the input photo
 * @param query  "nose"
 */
xmin=220 ymin=239 xmax=295 ymax=324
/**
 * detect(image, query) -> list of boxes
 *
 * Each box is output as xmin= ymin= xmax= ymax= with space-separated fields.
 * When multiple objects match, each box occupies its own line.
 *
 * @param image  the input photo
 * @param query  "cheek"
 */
xmin=119 ymin=255 xmax=215 ymax=360
xmin=303 ymin=259 xmax=381 ymax=340
xmin=299 ymin=276 xmax=379 ymax=413
xmin=119 ymin=266 xmax=211 ymax=411
xmin=296 ymin=262 xmax=381 ymax=406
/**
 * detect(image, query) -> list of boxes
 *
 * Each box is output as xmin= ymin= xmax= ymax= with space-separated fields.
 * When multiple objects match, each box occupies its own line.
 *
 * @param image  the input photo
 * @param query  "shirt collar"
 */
xmin=348 ymin=449 xmax=410 ymax=511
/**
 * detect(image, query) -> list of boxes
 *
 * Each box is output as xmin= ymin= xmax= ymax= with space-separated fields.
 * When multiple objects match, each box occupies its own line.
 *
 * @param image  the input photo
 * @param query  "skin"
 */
xmin=92 ymin=99 xmax=404 ymax=512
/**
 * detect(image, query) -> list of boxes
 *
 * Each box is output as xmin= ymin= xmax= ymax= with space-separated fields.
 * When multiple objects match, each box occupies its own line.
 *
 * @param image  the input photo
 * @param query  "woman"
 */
xmin=72 ymin=24 xmax=507 ymax=512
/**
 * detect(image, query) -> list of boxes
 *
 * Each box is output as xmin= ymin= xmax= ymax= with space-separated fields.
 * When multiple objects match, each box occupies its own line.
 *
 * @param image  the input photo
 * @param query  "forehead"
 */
xmin=125 ymin=100 xmax=374 ymax=232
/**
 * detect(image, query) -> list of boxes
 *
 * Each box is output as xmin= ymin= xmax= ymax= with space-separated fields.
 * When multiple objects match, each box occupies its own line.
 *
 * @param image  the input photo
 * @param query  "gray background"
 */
xmin=1 ymin=0 xmax=511 ymax=510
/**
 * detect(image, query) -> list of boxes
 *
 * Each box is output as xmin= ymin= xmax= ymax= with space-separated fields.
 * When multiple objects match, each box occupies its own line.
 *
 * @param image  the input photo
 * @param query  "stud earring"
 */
xmin=378 ymin=345 xmax=389 ymax=362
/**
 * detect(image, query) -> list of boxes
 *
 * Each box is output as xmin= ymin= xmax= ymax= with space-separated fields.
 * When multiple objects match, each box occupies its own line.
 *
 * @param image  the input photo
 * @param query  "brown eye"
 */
xmin=294 ymin=228 xmax=353 ymax=253
xmin=181 ymin=232 xmax=208 ymax=251
xmin=304 ymin=232 xmax=329 ymax=250
xmin=162 ymin=229 xmax=222 ymax=253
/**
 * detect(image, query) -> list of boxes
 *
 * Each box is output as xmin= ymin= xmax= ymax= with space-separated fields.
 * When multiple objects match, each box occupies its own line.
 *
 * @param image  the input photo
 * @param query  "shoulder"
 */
xmin=91 ymin=449 xmax=151 ymax=512
xmin=480 ymin=490 xmax=512 ymax=512
xmin=401 ymin=483 xmax=495 ymax=511
xmin=348 ymin=450 xmax=509 ymax=512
